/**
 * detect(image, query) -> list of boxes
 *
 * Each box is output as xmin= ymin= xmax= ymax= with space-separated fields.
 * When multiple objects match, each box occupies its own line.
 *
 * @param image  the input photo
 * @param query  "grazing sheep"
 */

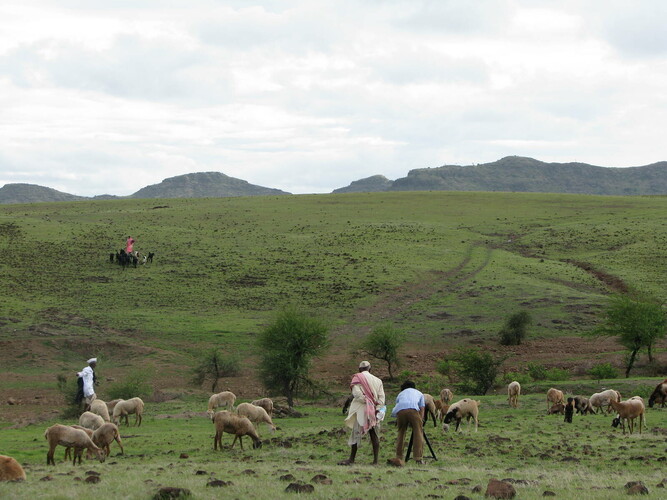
xmin=64 ymin=425 xmax=94 ymax=462
xmin=92 ymin=423 xmax=124 ymax=456
xmin=546 ymin=388 xmax=565 ymax=411
xmin=212 ymin=411 xmax=262 ymax=450
xmin=207 ymin=391 xmax=236 ymax=417
xmin=440 ymin=388 xmax=454 ymax=404
xmin=112 ymin=397 xmax=144 ymax=426
xmin=610 ymin=397 xmax=646 ymax=435
xmin=434 ymin=400 xmax=449 ymax=424
xmin=443 ymin=398 xmax=480 ymax=432
xmin=106 ymin=399 xmax=122 ymax=413
xmin=573 ymin=396 xmax=595 ymax=415
xmin=507 ymin=381 xmax=521 ymax=408
xmin=90 ymin=399 xmax=111 ymax=422
xmin=79 ymin=411 xmax=105 ymax=430
xmin=422 ymin=394 xmax=438 ymax=427
xmin=236 ymin=402 xmax=277 ymax=432
xmin=589 ymin=389 xmax=621 ymax=414
xmin=44 ymin=424 xmax=105 ymax=465
xmin=547 ymin=403 xmax=565 ymax=415
xmin=251 ymin=398 xmax=274 ymax=416
xmin=0 ymin=455 xmax=26 ymax=481
xmin=648 ymin=379 xmax=667 ymax=408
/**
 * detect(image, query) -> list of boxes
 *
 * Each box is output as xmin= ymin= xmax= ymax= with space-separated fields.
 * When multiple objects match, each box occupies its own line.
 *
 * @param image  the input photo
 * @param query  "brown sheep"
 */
xmin=92 ymin=423 xmax=124 ymax=456
xmin=0 ymin=455 xmax=26 ymax=481
xmin=212 ymin=411 xmax=262 ymax=451
xmin=45 ymin=424 xmax=105 ymax=465
xmin=546 ymin=388 xmax=565 ymax=411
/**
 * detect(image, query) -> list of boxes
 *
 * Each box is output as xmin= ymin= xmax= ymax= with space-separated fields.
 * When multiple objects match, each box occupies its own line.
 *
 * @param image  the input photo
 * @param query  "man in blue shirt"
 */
xmin=388 ymin=380 xmax=425 ymax=466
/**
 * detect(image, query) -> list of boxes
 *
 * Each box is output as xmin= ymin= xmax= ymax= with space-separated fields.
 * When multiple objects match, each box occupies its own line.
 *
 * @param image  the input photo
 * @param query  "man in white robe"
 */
xmin=78 ymin=358 xmax=97 ymax=410
xmin=338 ymin=360 xmax=385 ymax=465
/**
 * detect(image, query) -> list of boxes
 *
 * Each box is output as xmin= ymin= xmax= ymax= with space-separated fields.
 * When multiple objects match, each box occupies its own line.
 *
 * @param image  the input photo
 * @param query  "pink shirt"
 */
xmin=126 ymin=237 xmax=135 ymax=253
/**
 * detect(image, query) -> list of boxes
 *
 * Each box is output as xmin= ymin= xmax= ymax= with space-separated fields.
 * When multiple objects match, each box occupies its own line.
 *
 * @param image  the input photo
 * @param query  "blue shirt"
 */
xmin=391 ymin=388 xmax=425 ymax=417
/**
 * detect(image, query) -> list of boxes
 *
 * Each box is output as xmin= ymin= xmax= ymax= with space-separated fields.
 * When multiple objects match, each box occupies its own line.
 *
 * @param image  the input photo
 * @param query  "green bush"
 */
xmin=527 ymin=362 xmax=547 ymax=381
xmin=498 ymin=311 xmax=531 ymax=346
xmin=501 ymin=371 xmax=531 ymax=385
xmin=358 ymin=324 xmax=404 ymax=380
xmin=451 ymin=347 xmax=505 ymax=395
xmin=398 ymin=369 xmax=417 ymax=380
xmin=192 ymin=350 xmax=241 ymax=392
xmin=435 ymin=360 xmax=459 ymax=383
xmin=106 ymin=372 xmax=153 ymax=400
xmin=589 ymin=362 xmax=618 ymax=381
xmin=545 ymin=367 xmax=570 ymax=381
xmin=56 ymin=373 xmax=81 ymax=418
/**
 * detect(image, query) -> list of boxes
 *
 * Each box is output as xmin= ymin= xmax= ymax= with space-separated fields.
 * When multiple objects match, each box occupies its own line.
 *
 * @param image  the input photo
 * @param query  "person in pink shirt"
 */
xmin=126 ymin=236 xmax=135 ymax=254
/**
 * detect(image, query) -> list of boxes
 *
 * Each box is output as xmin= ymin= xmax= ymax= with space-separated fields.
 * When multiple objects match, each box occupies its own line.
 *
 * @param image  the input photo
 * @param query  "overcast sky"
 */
xmin=1 ymin=1 xmax=666 ymax=196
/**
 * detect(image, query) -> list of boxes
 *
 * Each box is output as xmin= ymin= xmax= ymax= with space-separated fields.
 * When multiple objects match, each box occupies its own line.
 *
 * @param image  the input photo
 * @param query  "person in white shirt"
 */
xmin=78 ymin=358 xmax=98 ymax=411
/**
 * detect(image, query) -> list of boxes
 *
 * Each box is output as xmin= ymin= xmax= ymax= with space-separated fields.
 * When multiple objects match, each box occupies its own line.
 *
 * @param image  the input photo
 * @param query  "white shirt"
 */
xmin=81 ymin=366 xmax=95 ymax=397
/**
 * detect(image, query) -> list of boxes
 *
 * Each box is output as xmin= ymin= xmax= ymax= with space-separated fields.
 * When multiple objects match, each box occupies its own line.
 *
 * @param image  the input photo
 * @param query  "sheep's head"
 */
xmin=252 ymin=439 xmax=262 ymax=450
xmin=611 ymin=416 xmax=621 ymax=428
xmin=96 ymin=448 xmax=107 ymax=463
xmin=648 ymin=394 xmax=656 ymax=408
xmin=443 ymin=408 xmax=459 ymax=424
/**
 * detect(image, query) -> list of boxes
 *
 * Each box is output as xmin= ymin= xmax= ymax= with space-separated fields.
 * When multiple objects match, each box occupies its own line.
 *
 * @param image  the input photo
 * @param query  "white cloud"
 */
xmin=0 ymin=1 xmax=666 ymax=196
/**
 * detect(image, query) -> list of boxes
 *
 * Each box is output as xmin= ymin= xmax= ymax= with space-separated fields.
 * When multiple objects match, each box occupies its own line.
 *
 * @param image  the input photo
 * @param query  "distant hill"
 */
xmin=130 ymin=172 xmax=290 ymax=199
xmin=334 ymin=157 xmax=667 ymax=195
xmin=0 ymin=184 xmax=86 ymax=204
xmin=0 ymin=172 xmax=290 ymax=204
xmin=332 ymin=175 xmax=394 ymax=194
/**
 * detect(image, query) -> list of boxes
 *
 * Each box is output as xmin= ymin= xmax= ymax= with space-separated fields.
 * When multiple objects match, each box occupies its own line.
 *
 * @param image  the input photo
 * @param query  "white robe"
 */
xmin=80 ymin=366 xmax=95 ymax=398
xmin=344 ymin=371 xmax=385 ymax=429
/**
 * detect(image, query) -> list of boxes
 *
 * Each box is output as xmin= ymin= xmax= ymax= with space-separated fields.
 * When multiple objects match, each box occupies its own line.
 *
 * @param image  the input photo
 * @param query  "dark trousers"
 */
xmin=395 ymin=409 xmax=423 ymax=461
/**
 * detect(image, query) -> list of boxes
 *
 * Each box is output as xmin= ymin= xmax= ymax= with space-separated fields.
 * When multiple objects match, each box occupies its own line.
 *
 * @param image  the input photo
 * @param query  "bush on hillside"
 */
xmin=527 ymin=362 xmax=547 ymax=381
xmin=498 ymin=311 xmax=532 ymax=345
xmin=501 ymin=371 xmax=532 ymax=386
xmin=106 ymin=372 xmax=153 ymax=400
xmin=589 ymin=362 xmax=618 ymax=381
xmin=545 ymin=367 xmax=570 ymax=381
xmin=358 ymin=323 xmax=404 ymax=380
xmin=451 ymin=347 xmax=505 ymax=395
xmin=191 ymin=349 xmax=241 ymax=392
xmin=57 ymin=374 xmax=81 ymax=419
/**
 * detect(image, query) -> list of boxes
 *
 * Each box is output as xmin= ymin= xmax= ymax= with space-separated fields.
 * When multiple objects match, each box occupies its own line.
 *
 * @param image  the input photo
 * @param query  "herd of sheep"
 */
xmin=0 ymin=378 xmax=666 ymax=483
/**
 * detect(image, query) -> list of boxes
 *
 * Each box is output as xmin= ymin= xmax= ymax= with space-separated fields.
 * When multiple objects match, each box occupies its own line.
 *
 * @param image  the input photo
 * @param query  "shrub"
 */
xmin=527 ymin=362 xmax=547 ymax=381
xmin=398 ymin=369 xmax=417 ymax=380
xmin=358 ymin=324 xmax=404 ymax=380
xmin=498 ymin=311 xmax=531 ymax=346
xmin=451 ymin=347 xmax=505 ymax=395
xmin=545 ymin=367 xmax=570 ymax=381
xmin=501 ymin=371 xmax=531 ymax=385
xmin=589 ymin=362 xmax=618 ymax=381
xmin=436 ymin=360 xmax=459 ymax=383
xmin=192 ymin=350 xmax=241 ymax=392
xmin=57 ymin=374 xmax=81 ymax=418
xmin=106 ymin=372 xmax=153 ymax=400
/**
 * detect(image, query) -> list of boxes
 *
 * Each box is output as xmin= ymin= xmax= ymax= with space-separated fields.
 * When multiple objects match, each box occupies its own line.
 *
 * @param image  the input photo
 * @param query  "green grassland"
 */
xmin=1 ymin=388 xmax=666 ymax=499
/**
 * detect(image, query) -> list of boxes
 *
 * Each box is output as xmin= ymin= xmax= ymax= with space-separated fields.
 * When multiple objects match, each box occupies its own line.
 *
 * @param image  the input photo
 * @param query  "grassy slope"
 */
xmin=0 ymin=191 xmax=666 ymax=389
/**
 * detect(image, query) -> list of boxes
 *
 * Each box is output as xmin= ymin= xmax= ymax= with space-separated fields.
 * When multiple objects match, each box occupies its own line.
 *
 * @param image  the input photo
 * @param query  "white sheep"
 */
xmin=507 ymin=381 xmax=521 ymax=408
xmin=207 ymin=391 xmax=236 ymax=417
xmin=44 ymin=424 xmax=106 ymax=465
xmin=92 ymin=423 xmax=124 ymax=456
xmin=0 ymin=455 xmax=26 ymax=481
xmin=112 ymin=397 xmax=144 ymax=426
xmin=106 ymin=399 xmax=122 ymax=413
xmin=546 ymin=388 xmax=565 ymax=411
xmin=79 ymin=411 xmax=105 ymax=430
xmin=90 ymin=399 xmax=111 ymax=422
xmin=236 ymin=402 xmax=277 ymax=433
xmin=610 ymin=397 xmax=646 ymax=434
xmin=64 ymin=425 xmax=94 ymax=462
xmin=589 ymin=389 xmax=621 ymax=414
xmin=212 ymin=410 xmax=262 ymax=450
xmin=251 ymin=397 xmax=274 ymax=416
xmin=440 ymin=388 xmax=454 ymax=404
xmin=443 ymin=398 xmax=480 ymax=432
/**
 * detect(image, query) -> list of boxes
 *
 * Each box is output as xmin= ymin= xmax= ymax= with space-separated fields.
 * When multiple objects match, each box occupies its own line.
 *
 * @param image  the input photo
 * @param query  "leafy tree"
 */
xmin=593 ymin=295 xmax=666 ymax=377
xmin=257 ymin=306 xmax=329 ymax=408
xmin=451 ymin=347 xmax=505 ymax=395
xmin=192 ymin=350 xmax=240 ymax=392
xmin=498 ymin=311 xmax=531 ymax=345
xmin=358 ymin=324 xmax=404 ymax=379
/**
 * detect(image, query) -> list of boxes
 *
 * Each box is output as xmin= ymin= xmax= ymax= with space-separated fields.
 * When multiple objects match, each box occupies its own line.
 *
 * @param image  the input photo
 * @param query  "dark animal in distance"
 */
xmin=648 ymin=379 xmax=667 ymax=408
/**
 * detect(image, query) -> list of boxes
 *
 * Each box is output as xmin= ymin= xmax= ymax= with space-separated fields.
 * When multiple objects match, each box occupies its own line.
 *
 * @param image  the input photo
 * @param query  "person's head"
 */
xmin=358 ymin=360 xmax=371 ymax=372
xmin=87 ymin=357 xmax=97 ymax=369
xmin=400 ymin=380 xmax=416 ymax=391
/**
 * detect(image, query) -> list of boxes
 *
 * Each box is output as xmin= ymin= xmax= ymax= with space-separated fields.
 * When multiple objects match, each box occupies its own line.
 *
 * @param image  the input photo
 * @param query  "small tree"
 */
xmin=451 ymin=347 xmax=505 ymax=395
xmin=192 ymin=350 xmax=240 ymax=392
xmin=593 ymin=295 xmax=666 ymax=377
xmin=257 ymin=306 xmax=329 ymax=408
xmin=498 ymin=311 xmax=531 ymax=345
xmin=358 ymin=324 xmax=404 ymax=380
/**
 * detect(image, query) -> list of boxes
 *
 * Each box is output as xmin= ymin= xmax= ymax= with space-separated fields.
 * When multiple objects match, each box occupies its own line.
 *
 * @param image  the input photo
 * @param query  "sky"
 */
xmin=1 ymin=1 xmax=666 ymax=196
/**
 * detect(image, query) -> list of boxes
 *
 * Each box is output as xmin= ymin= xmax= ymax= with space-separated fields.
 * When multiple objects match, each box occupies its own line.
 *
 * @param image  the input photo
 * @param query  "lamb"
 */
xmin=507 ymin=381 xmax=521 ymax=408
xmin=0 ymin=455 xmax=26 ymax=481
xmin=236 ymin=402 xmax=277 ymax=432
xmin=546 ymin=388 xmax=565 ymax=411
xmin=212 ymin=410 xmax=262 ymax=450
xmin=44 ymin=424 xmax=105 ymax=465
xmin=443 ymin=398 xmax=480 ymax=432
xmin=112 ymin=397 xmax=144 ymax=426
xmin=573 ymin=396 xmax=595 ymax=415
xmin=648 ymin=379 xmax=667 ymax=408
xmin=79 ymin=411 xmax=105 ymax=430
xmin=90 ymin=399 xmax=111 ymax=422
xmin=92 ymin=423 xmax=124 ymax=456
xmin=422 ymin=394 xmax=438 ymax=427
xmin=610 ymin=397 xmax=646 ymax=435
xmin=439 ymin=388 xmax=454 ymax=404
xmin=251 ymin=397 xmax=274 ymax=416
xmin=589 ymin=389 xmax=621 ymax=414
xmin=547 ymin=403 xmax=565 ymax=415
xmin=207 ymin=391 xmax=236 ymax=417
